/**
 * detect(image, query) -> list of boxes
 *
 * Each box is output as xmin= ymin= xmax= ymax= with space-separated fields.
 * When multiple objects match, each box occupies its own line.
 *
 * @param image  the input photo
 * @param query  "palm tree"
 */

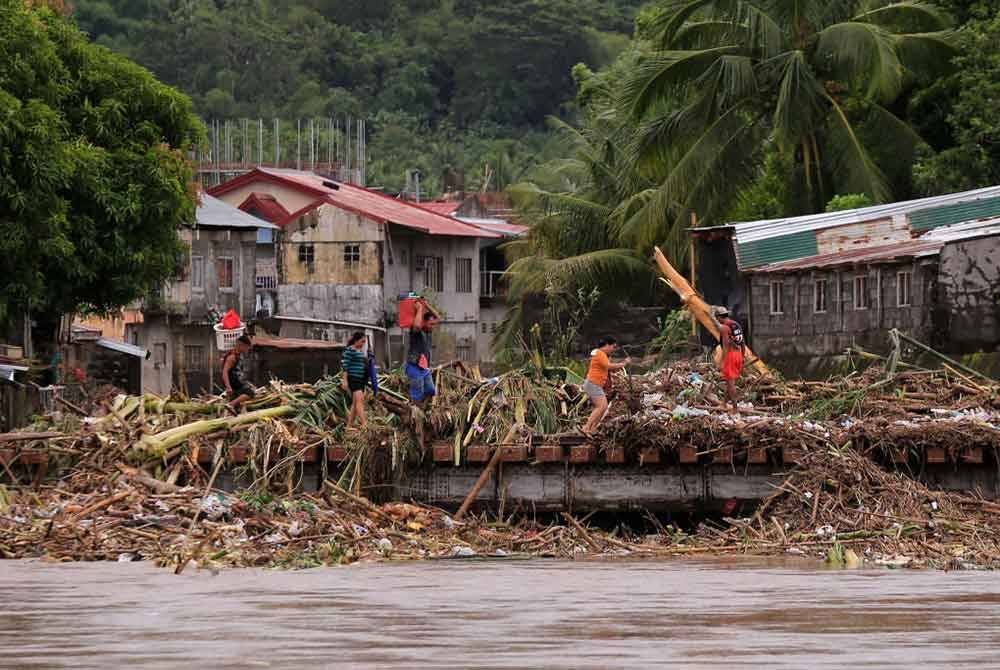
xmin=622 ymin=0 xmax=955 ymax=230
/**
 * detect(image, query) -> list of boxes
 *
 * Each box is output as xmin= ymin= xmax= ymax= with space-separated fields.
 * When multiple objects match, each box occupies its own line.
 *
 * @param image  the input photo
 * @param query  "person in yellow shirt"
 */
xmin=581 ymin=337 xmax=631 ymax=435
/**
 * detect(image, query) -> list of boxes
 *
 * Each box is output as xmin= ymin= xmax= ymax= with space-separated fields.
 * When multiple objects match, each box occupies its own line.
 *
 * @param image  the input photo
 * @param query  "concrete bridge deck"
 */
xmin=4 ymin=441 xmax=997 ymax=511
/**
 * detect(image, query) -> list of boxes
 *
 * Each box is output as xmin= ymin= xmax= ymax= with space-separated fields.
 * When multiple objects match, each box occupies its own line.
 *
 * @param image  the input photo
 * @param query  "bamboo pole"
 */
xmin=455 ymin=423 xmax=522 ymax=521
xmin=653 ymin=246 xmax=771 ymax=377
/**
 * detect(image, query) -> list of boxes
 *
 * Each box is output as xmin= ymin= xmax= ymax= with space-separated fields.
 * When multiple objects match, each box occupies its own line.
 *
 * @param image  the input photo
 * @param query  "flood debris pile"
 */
xmin=593 ymin=358 xmax=1000 ymax=460
xmin=691 ymin=447 xmax=1000 ymax=569
xmin=0 ymin=476 xmax=664 ymax=569
xmin=1 ymin=352 xmax=999 ymax=570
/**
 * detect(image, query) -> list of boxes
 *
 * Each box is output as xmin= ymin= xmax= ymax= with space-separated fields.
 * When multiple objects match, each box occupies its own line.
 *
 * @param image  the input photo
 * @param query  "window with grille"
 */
xmin=184 ymin=345 xmax=205 ymax=369
xmin=298 ymin=244 xmax=315 ymax=265
xmin=814 ymin=279 xmax=827 ymax=313
xmin=481 ymin=322 xmax=488 ymax=334
xmin=769 ymin=281 xmax=784 ymax=315
xmin=217 ymin=257 xmax=234 ymax=291
xmin=854 ymin=276 xmax=870 ymax=309
xmin=419 ymin=256 xmax=444 ymax=292
xmin=344 ymin=244 xmax=361 ymax=268
xmin=191 ymin=255 xmax=205 ymax=291
xmin=256 ymin=228 xmax=274 ymax=244
xmin=897 ymin=271 xmax=912 ymax=306
xmin=456 ymin=342 xmax=473 ymax=362
xmin=153 ymin=343 xmax=167 ymax=366
xmin=456 ymin=257 xmax=473 ymax=293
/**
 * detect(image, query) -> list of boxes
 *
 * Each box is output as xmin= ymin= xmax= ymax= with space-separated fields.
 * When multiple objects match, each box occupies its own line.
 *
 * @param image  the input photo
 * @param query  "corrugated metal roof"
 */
xmin=418 ymin=201 xmax=462 ymax=216
xmin=253 ymin=334 xmax=345 ymax=351
xmin=921 ymin=216 xmax=1000 ymax=241
xmin=750 ymin=240 xmax=942 ymax=274
xmin=736 ymin=230 xmax=818 ymax=269
xmin=751 ymin=219 xmax=1000 ymax=273
xmin=96 ymin=338 xmax=149 ymax=359
xmin=197 ymin=195 xmax=279 ymax=230
xmin=254 ymin=169 xmax=499 ymax=238
xmin=238 ymin=192 xmax=290 ymax=223
xmin=910 ymin=197 xmax=1000 ymax=232
xmin=456 ymin=216 xmax=529 ymax=238
xmin=693 ymin=185 xmax=1000 ymax=270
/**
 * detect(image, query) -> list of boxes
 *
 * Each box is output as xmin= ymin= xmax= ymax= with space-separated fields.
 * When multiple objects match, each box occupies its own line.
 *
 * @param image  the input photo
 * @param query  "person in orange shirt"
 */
xmin=581 ymin=337 xmax=631 ymax=435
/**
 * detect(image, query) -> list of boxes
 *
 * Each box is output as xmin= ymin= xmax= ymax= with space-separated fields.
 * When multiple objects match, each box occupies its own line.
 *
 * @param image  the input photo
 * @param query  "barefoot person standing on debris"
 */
xmin=406 ymin=299 xmax=439 ymax=405
xmin=223 ymin=334 xmax=254 ymax=413
xmin=715 ymin=307 xmax=745 ymax=411
xmin=342 ymin=332 xmax=369 ymax=430
xmin=582 ymin=337 xmax=631 ymax=435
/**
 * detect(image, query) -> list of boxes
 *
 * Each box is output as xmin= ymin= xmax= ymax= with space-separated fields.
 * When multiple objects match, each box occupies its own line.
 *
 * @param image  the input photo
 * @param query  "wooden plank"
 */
xmin=639 ymin=448 xmax=660 ymax=465
xmin=466 ymin=445 xmax=491 ymax=463
xmin=534 ymin=445 xmax=564 ymax=463
xmin=432 ymin=444 xmax=453 ymax=463
xmin=782 ymin=447 xmax=804 ymax=464
xmin=604 ymin=447 xmax=626 ymax=464
xmin=678 ymin=446 xmax=699 ymax=464
xmin=961 ymin=446 xmax=984 ymax=464
xmin=328 ymin=446 xmax=348 ymax=463
xmin=500 ymin=445 xmax=528 ymax=463
xmin=747 ymin=447 xmax=768 ymax=464
xmin=712 ymin=447 xmax=733 ymax=464
xmin=925 ymin=446 xmax=947 ymax=464
xmin=569 ymin=445 xmax=596 ymax=464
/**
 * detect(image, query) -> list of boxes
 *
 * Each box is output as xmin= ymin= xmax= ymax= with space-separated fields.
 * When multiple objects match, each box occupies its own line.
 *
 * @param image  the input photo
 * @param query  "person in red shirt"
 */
xmin=715 ymin=307 xmax=745 ymax=411
xmin=581 ymin=336 xmax=631 ymax=435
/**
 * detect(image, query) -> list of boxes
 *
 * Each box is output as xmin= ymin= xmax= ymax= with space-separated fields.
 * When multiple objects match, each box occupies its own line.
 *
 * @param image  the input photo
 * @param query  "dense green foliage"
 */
xmin=498 ymin=0 xmax=1000 ymax=348
xmin=0 ymin=0 xmax=202 ymax=332
xmin=71 ymin=0 xmax=646 ymax=193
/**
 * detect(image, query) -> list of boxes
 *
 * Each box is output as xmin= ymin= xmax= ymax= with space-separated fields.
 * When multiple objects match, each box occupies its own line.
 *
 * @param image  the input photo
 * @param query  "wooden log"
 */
xmin=455 ymin=424 xmax=522 ymax=521
xmin=0 ymin=431 xmax=64 ymax=443
xmin=653 ymin=247 xmax=771 ymax=377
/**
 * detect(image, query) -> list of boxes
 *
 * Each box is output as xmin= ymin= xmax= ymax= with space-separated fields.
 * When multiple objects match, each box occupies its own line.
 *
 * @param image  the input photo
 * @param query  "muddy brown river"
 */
xmin=3 ymin=558 xmax=1000 ymax=668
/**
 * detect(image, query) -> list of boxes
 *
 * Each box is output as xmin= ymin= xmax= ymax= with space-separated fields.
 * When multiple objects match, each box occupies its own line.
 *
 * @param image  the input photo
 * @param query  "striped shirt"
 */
xmin=342 ymin=347 xmax=367 ymax=380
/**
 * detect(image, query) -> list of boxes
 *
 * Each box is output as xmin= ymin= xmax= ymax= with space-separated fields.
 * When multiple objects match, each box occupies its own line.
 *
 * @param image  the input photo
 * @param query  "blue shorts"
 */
xmin=405 ymin=363 xmax=437 ymax=402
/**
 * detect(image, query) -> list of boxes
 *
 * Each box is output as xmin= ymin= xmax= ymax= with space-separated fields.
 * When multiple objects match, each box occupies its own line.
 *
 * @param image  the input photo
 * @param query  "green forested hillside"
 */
xmin=71 ymin=0 xmax=646 ymax=192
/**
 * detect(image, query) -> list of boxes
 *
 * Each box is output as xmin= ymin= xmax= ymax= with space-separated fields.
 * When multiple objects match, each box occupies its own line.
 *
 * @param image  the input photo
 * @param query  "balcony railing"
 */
xmin=256 ymin=275 xmax=278 ymax=290
xmin=480 ymin=270 xmax=507 ymax=298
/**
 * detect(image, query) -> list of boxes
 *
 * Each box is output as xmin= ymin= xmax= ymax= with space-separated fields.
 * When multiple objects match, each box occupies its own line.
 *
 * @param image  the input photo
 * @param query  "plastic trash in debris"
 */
xmin=814 ymin=524 xmax=835 ymax=537
xmin=441 ymin=516 xmax=455 ymax=529
xmin=642 ymin=393 xmax=664 ymax=407
xmin=451 ymin=546 xmax=476 ymax=557
xmin=687 ymin=373 xmax=704 ymax=387
xmin=199 ymin=493 xmax=232 ymax=521
xmin=672 ymin=405 xmax=709 ymax=419
xmin=377 ymin=538 xmax=393 ymax=553
xmin=737 ymin=401 xmax=754 ymax=411
xmin=493 ymin=548 xmax=508 ymax=557
xmin=117 ymin=553 xmax=137 ymax=562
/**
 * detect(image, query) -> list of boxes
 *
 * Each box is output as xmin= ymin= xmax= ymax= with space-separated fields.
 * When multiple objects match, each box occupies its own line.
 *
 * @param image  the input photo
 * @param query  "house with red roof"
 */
xmin=209 ymin=168 xmax=503 ymax=362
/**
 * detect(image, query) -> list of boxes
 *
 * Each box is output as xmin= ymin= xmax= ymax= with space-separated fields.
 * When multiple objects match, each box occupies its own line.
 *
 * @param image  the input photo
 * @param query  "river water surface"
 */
xmin=3 ymin=558 xmax=1000 ymax=668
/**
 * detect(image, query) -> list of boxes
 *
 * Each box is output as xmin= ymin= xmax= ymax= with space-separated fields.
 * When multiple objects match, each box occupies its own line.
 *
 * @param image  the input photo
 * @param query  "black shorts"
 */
xmin=230 ymin=383 xmax=255 ymax=399
xmin=347 ymin=376 xmax=366 ymax=393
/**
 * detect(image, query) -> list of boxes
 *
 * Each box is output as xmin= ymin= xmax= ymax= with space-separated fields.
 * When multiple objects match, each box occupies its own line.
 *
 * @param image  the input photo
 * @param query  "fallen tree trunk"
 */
xmin=653 ymin=246 xmax=771 ymax=378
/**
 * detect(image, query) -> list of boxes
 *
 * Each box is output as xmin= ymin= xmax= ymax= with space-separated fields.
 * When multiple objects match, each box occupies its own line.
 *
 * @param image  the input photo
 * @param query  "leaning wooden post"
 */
xmin=454 ymin=423 xmax=523 ymax=521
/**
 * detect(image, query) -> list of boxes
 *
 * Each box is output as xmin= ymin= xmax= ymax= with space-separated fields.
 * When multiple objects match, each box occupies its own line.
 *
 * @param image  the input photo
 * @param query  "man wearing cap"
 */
xmin=714 ymin=307 xmax=745 ymax=411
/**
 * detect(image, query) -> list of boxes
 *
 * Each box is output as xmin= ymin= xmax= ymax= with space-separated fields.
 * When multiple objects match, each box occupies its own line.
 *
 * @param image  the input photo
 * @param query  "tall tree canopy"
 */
xmin=70 ymin=0 xmax=647 ymax=193
xmin=623 ymin=0 xmax=955 ymax=234
xmin=0 ymin=0 xmax=203 ymax=332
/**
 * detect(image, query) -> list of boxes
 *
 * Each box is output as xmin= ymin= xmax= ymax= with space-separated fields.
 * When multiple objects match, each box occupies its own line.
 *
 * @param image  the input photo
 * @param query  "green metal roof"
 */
xmin=910 ymin=196 xmax=1000 ymax=232
xmin=736 ymin=230 xmax=819 ymax=269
